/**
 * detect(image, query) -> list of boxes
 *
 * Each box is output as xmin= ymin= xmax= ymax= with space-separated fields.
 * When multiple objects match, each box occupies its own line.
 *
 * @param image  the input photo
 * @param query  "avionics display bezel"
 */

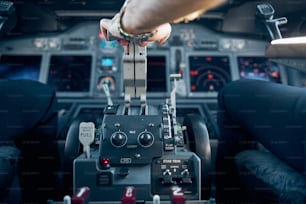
xmin=46 ymin=53 xmax=93 ymax=97
xmin=145 ymin=51 xmax=170 ymax=97
xmin=0 ymin=54 xmax=43 ymax=81
xmin=186 ymin=52 xmax=234 ymax=98
xmin=236 ymin=55 xmax=284 ymax=83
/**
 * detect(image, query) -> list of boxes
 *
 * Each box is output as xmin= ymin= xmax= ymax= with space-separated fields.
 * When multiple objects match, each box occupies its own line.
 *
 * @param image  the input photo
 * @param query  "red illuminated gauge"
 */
xmin=238 ymin=57 xmax=281 ymax=83
xmin=189 ymin=56 xmax=231 ymax=92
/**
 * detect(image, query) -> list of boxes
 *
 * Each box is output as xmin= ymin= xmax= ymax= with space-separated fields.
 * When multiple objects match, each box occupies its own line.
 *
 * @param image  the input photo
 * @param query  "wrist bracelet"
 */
xmin=118 ymin=0 xmax=157 ymax=43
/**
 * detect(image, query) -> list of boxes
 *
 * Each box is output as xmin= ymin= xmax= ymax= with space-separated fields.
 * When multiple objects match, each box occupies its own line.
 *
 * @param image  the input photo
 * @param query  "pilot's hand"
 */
xmin=100 ymin=14 xmax=172 ymax=46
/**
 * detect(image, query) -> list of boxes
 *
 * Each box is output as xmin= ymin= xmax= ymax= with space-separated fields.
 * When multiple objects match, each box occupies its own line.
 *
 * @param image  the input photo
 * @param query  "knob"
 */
xmin=110 ymin=131 xmax=127 ymax=147
xmin=137 ymin=131 xmax=154 ymax=147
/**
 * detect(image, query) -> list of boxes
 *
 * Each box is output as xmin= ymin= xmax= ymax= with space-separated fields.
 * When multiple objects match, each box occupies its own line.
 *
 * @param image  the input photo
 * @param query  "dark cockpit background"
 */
xmin=0 ymin=0 xmax=306 ymax=202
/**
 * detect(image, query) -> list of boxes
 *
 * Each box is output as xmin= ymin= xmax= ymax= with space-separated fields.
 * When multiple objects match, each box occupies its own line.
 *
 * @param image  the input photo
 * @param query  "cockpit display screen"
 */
xmin=237 ymin=56 xmax=281 ymax=83
xmin=147 ymin=55 xmax=167 ymax=92
xmin=188 ymin=55 xmax=231 ymax=93
xmin=0 ymin=55 xmax=41 ymax=81
xmin=47 ymin=55 xmax=92 ymax=92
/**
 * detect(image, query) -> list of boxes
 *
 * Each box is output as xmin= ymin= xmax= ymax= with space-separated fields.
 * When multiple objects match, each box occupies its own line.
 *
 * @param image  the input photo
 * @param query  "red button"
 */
xmin=101 ymin=158 xmax=111 ymax=169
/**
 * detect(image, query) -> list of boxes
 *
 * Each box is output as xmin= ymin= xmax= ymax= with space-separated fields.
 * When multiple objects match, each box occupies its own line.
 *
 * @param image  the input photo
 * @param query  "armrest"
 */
xmin=235 ymin=150 xmax=306 ymax=203
xmin=0 ymin=145 xmax=19 ymax=190
xmin=266 ymin=37 xmax=306 ymax=58
xmin=265 ymin=37 xmax=306 ymax=72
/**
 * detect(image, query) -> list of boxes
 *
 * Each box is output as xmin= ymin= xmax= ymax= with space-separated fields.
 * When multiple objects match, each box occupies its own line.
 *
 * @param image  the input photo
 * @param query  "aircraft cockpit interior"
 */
xmin=0 ymin=0 xmax=306 ymax=203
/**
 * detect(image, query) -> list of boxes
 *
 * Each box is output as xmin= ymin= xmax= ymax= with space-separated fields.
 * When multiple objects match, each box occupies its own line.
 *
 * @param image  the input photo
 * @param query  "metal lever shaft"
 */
xmin=123 ymin=42 xmax=147 ymax=114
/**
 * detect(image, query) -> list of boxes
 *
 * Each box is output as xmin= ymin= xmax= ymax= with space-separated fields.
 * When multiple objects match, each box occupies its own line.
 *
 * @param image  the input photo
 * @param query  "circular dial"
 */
xmin=110 ymin=131 xmax=127 ymax=148
xmin=137 ymin=131 xmax=154 ymax=148
xmin=189 ymin=56 xmax=231 ymax=92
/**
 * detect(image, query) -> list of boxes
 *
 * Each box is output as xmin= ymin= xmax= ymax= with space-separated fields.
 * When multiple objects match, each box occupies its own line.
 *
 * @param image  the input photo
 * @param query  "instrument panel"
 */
xmin=237 ymin=56 xmax=282 ymax=83
xmin=0 ymin=22 xmax=286 ymax=100
xmin=47 ymin=55 xmax=92 ymax=92
xmin=188 ymin=55 xmax=231 ymax=94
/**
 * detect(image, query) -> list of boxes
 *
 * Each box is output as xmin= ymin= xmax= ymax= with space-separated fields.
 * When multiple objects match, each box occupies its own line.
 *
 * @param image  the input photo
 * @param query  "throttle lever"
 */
xmin=102 ymin=82 xmax=113 ymax=106
xmin=106 ymin=31 xmax=148 ymax=114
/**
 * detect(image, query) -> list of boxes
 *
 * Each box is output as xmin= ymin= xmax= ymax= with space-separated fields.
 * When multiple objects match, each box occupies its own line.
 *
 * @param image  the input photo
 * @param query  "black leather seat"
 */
xmin=235 ymin=149 xmax=306 ymax=203
xmin=231 ymin=39 xmax=306 ymax=203
xmin=0 ymin=145 xmax=21 ymax=203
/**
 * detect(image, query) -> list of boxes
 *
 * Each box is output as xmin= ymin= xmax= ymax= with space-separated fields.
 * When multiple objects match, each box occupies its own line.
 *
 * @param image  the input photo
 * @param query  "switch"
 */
xmin=71 ymin=187 xmax=91 ymax=204
xmin=119 ymin=167 xmax=129 ymax=177
xmin=162 ymin=175 xmax=174 ymax=185
xmin=122 ymin=186 xmax=136 ymax=204
xmin=181 ymin=177 xmax=192 ymax=184
xmin=163 ymin=169 xmax=172 ymax=176
xmin=162 ymin=169 xmax=174 ymax=184
xmin=180 ymin=169 xmax=189 ymax=176
xmin=171 ymin=186 xmax=186 ymax=204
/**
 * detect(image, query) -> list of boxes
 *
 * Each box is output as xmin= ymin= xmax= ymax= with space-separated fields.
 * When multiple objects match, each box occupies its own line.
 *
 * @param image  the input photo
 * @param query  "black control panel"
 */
xmin=100 ymin=114 xmax=164 ymax=165
xmin=73 ymin=102 xmax=203 ymax=202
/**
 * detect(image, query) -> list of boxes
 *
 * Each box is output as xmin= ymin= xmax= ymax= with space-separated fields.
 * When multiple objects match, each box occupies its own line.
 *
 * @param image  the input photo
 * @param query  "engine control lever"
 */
xmin=79 ymin=122 xmax=95 ymax=158
xmin=107 ymin=31 xmax=148 ymax=114
xmin=102 ymin=82 xmax=113 ymax=106
xmin=71 ymin=187 xmax=91 ymax=204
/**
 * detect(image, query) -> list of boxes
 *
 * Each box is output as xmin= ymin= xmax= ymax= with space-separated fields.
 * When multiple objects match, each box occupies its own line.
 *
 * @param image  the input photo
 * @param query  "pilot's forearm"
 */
xmin=121 ymin=0 xmax=225 ymax=34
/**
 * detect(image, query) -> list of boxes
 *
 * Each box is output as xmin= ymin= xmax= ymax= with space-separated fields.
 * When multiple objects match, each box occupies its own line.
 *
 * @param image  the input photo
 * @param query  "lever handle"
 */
xmin=79 ymin=122 xmax=95 ymax=159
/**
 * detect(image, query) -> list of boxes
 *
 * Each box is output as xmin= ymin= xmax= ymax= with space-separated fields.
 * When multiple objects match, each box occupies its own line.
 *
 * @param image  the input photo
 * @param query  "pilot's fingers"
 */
xmin=136 ymin=23 xmax=171 ymax=46
xmin=157 ymin=31 xmax=171 ymax=45
xmin=100 ymin=14 xmax=121 ymax=40
xmin=149 ymin=23 xmax=172 ymax=44
xmin=138 ymin=41 xmax=149 ymax=46
xmin=99 ymin=18 xmax=111 ymax=39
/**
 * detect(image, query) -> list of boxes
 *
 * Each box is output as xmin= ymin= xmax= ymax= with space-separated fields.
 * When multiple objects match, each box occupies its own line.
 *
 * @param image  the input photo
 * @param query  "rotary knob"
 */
xmin=110 ymin=131 xmax=127 ymax=147
xmin=137 ymin=131 xmax=154 ymax=147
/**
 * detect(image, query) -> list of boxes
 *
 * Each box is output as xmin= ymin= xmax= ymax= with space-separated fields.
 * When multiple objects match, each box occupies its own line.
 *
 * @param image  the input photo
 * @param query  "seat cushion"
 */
xmin=0 ymin=145 xmax=21 ymax=202
xmin=235 ymin=150 xmax=306 ymax=204
xmin=0 ymin=145 xmax=19 ymax=189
